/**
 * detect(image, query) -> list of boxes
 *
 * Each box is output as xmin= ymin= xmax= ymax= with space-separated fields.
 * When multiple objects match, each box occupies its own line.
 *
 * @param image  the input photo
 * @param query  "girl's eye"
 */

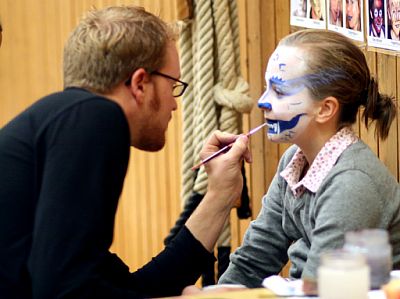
xmin=273 ymin=87 xmax=285 ymax=97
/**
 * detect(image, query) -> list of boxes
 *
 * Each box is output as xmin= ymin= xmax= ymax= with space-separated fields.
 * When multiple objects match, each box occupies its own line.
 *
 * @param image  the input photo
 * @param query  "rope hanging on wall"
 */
xmin=166 ymin=0 xmax=253 ymax=285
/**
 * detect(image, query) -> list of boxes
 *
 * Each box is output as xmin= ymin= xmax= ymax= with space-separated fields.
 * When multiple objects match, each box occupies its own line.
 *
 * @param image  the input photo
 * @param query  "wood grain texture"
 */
xmin=0 ymin=0 xmax=398 ymax=276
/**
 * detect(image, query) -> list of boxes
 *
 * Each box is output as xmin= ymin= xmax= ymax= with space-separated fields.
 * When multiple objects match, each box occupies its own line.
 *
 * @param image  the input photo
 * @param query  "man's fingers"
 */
xmin=211 ymin=131 xmax=238 ymax=147
xmin=227 ymin=135 xmax=250 ymax=161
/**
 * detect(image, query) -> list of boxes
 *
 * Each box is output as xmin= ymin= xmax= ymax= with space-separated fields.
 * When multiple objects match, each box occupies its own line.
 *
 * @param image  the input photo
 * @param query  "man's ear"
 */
xmin=315 ymin=96 xmax=339 ymax=124
xmin=127 ymin=68 xmax=150 ymax=104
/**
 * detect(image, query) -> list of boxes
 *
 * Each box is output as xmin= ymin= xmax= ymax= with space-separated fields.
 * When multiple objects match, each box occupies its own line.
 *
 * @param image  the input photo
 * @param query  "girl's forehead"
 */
xmin=265 ymin=46 xmax=308 ymax=79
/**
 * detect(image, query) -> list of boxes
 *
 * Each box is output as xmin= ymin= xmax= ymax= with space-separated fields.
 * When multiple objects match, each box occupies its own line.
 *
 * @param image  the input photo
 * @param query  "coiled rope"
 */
xmin=180 ymin=0 xmax=253 ymax=249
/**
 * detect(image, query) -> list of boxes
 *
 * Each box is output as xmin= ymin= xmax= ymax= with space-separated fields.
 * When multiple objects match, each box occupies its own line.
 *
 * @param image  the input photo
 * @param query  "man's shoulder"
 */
xmin=32 ymin=87 xmax=111 ymax=111
xmin=30 ymin=88 xmax=123 ymax=124
xmin=1 ymin=88 xmax=125 ymax=140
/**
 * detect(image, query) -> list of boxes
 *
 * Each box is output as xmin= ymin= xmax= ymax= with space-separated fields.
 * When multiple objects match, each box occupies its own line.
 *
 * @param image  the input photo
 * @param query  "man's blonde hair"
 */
xmin=63 ymin=6 xmax=177 ymax=93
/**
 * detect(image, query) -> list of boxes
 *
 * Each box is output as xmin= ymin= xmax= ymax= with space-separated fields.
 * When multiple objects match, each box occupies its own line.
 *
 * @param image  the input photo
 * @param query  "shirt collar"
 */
xmin=280 ymin=127 xmax=359 ymax=197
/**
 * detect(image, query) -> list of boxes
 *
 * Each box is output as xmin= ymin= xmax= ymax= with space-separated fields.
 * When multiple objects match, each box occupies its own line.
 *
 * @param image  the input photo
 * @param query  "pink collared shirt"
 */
xmin=280 ymin=127 xmax=359 ymax=197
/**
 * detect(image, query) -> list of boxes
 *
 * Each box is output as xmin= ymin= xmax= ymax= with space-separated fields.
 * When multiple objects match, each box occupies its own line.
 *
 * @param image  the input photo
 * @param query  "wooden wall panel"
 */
xmin=361 ymin=50 xmax=378 ymax=154
xmin=241 ymin=1 xmax=400 ymax=229
xmin=377 ymin=54 xmax=399 ymax=177
xmin=0 ymin=0 xmax=182 ymax=272
xmin=0 ymin=0 xmax=399 ymax=278
xmin=398 ymin=57 xmax=400 ymax=180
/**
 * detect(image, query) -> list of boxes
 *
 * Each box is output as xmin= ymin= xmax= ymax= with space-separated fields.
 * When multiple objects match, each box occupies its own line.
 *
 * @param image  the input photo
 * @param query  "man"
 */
xmin=370 ymin=0 xmax=385 ymax=38
xmin=388 ymin=0 xmax=400 ymax=40
xmin=0 ymin=6 xmax=250 ymax=299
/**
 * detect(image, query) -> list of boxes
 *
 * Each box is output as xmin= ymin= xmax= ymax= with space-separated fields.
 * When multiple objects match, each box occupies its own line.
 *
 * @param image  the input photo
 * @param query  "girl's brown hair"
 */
xmin=279 ymin=29 xmax=396 ymax=140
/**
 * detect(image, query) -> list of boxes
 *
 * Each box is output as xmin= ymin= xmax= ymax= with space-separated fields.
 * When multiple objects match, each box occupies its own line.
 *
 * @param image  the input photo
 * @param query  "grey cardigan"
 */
xmin=219 ymin=141 xmax=400 ymax=287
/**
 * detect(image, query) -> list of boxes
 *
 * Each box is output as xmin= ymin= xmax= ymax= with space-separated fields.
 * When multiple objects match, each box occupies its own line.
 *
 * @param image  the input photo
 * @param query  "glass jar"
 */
xmin=318 ymin=250 xmax=369 ymax=299
xmin=343 ymin=229 xmax=392 ymax=289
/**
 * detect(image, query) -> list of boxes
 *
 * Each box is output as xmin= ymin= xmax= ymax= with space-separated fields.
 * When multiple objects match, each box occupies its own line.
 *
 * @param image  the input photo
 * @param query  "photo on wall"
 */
xmin=291 ymin=0 xmax=327 ymax=29
xmin=328 ymin=0 xmax=344 ymax=31
xmin=291 ymin=0 xmax=309 ymax=27
xmin=367 ymin=0 xmax=400 ymax=51
xmin=308 ymin=0 xmax=327 ymax=28
xmin=387 ymin=0 xmax=400 ymax=41
xmin=343 ymin=0 xmax=365 ymax=41
xmin=368 ymin=0 xmax=386 ymax=38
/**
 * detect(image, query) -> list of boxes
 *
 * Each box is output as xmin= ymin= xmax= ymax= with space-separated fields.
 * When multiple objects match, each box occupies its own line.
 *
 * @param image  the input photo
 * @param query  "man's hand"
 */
xmin=200 ymin=131 xmax=251 ymax=210
xmin=185 ymin=131 xmax=251 ymax=252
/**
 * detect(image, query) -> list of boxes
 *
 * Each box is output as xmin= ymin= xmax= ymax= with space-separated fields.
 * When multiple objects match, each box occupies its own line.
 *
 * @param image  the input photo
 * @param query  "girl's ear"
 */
xmin=315 ymin=96 xmax=340 ymax=124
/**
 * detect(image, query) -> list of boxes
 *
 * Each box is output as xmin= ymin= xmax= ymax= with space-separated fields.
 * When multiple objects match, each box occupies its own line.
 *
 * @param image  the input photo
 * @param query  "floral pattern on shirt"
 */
xmin=280 ymin=127 xmax=359 ymax=197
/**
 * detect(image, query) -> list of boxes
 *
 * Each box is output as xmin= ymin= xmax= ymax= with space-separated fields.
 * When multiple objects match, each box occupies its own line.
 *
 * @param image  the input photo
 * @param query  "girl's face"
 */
xmin=347 ymin=0 xmax=361 ymax=30
xmin=257 ymin=46 xmax=319 ymax=144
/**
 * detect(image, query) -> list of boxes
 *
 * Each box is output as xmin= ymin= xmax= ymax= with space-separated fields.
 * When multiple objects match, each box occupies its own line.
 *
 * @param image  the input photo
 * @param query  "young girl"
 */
xmin=218 ymin=29 xmax=400 ymax=287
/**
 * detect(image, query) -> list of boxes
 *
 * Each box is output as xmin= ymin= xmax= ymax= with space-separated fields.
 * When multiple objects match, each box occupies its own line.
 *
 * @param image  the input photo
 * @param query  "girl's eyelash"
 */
xmin=272 ymin=86 xmax=285 ymax=96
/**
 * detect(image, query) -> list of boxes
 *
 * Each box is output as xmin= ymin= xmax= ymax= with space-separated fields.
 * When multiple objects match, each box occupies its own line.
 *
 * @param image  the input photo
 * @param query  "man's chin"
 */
xmin=131 ymin=138 xmax=166 ymax=152
xmin=140 ymin=141 xmax=165 ymax=152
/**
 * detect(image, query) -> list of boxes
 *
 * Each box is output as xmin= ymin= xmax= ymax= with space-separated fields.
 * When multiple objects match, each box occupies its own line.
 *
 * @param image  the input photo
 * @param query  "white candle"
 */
xmin=318 ymin=250 xmax=370 ymax=299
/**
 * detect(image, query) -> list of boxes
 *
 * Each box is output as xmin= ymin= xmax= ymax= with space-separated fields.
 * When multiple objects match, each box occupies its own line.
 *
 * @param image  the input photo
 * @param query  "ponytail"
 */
xmin=363 ymin=78 xmax=397 ymax=140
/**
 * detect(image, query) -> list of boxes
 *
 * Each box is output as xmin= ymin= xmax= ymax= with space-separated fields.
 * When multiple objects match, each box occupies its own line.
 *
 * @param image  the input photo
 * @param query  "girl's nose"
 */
xmin=258 ymin=101 xmax=272 ymax=110
xmin=257 ymin=90 xmax=272 ymax=110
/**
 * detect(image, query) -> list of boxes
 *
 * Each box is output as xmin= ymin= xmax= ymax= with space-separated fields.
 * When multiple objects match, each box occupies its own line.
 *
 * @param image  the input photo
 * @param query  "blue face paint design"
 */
xmin=270 ymin=76 xmax=285 ymax=85
xmin=258 ymin=102 xmax=272 ymax=110
xmin=258 ymin=75 xmax=306 ymax=110
xmin=267 ymin=113 xmax=305 ymax=135
xmin=269 ymin=75 xmax=306 ymax=97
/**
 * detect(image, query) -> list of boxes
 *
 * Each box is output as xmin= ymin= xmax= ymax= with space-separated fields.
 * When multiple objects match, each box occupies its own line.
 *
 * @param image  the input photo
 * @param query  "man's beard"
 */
xmin=137 ymin=92 xmax=166 ymax=152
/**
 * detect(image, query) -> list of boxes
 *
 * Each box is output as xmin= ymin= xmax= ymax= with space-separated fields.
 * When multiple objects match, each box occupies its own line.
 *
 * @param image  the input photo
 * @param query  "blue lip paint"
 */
xmin=267 ymin=113 xmax=305 ymax=134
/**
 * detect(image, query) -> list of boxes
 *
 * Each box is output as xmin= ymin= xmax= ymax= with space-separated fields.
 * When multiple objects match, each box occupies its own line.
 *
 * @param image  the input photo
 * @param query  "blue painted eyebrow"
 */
xmin=270 ymin=76 xmax=285 ymax=85
xmin=268 ymin=75 xmax=306 ymax=96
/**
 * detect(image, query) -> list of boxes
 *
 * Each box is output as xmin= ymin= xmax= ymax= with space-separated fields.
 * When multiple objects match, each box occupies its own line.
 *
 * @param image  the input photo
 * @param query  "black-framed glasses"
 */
xmin=125 ymin=70 xmax=189 ymax=98
xmin=151 ymin=71 xmax=189 ymax=97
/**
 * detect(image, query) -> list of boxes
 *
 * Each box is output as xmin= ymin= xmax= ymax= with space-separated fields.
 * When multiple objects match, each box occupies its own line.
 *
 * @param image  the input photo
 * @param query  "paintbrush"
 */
xmin=191 ymin=122 xmax=268 ymax=171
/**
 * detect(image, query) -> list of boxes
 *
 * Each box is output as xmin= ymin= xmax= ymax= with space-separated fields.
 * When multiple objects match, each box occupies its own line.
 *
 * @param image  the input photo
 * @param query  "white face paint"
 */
xmin=258 ymin=46 xmax=319 ymax=144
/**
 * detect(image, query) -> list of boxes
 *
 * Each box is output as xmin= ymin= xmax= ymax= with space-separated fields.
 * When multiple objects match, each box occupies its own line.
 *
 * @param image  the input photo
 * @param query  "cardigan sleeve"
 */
xmin=218 ymin=173 xmax=292 ymax=288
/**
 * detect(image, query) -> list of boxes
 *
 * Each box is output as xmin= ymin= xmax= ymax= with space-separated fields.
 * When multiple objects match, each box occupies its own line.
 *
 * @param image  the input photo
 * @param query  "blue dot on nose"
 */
xmin=258 ymin=102 xmax=272 ymax=110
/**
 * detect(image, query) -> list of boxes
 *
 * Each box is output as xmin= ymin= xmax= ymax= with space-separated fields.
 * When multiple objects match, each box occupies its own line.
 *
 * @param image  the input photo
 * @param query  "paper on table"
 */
xmin=262 ymin=275 xmax=305 ymax=297
xmin=262 ymin=275 xmax=387 ymax=299
xmin=177 ymin=288 xmax=279 ymax=299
